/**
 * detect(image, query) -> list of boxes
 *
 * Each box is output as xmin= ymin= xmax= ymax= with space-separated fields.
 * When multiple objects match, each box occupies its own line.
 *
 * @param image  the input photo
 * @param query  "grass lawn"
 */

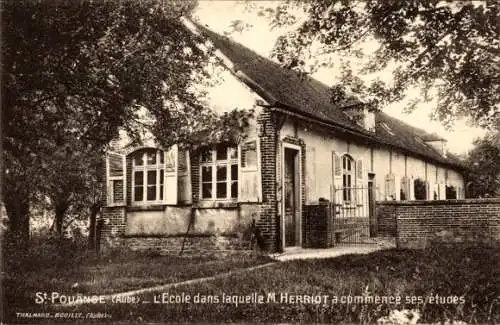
xmin=5 ymin=243 xmax=499 ymax=324
xmin=3 ymin=245 xmax=272 ymax=313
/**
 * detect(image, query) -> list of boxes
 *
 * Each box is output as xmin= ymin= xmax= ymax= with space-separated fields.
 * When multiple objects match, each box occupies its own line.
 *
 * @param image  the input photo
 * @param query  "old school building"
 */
xmin=100 ymin=20 xmax=466 ymax=252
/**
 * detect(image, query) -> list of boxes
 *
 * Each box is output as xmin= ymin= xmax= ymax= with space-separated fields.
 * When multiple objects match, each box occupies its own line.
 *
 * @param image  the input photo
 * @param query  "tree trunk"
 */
xmin=54 ymin=202 xmax=69 ymax=238
xmin=87 ymin=204 xmax=100 ymax=250
xmin=4 ymin=193 xmax=30 ymax=247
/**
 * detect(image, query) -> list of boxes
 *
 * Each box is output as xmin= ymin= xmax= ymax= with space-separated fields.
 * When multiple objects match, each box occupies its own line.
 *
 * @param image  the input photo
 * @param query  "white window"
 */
xmin=131 ymin=148 xmax=164 ymax=204
xmin=342 ymin=154 xmax=354 ymax=202
xmin=200 ymin=144 xmax=238 ymax=200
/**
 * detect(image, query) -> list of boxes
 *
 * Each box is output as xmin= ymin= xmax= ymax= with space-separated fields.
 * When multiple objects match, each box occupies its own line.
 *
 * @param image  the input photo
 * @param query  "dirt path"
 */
xmin=61 ymin=244 xmax=391 ymax=306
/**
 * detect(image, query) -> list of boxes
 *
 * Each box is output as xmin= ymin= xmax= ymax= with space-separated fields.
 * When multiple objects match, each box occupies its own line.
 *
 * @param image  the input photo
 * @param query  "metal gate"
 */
xmin=329 ymin=185 xmax=377 ymax=246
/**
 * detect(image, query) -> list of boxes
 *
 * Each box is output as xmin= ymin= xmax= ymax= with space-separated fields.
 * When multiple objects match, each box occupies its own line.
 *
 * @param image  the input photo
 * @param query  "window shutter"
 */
xmin=164 ymin=145 xmax=178 ymax=204
xmin=331 ymin=151 xmax=342 ymax=204
xmin=425 ymin=181 xmax=431 ymax=200
xmin=178 ymin=149 xmax=192 ymax=204
xmin=389 ymin=174 xmax=396 ymax=199
xmin=399 ymin=177 xmax=406 ymax=200
xmin=429 ymin=182 xmax=435 ymax=200
xmin=438 ymin=183 xmax=446 ymax=200
xmin=238 ymin=139 xmax=261 ymax=202
xmin=356 ymin=160 xmax=363 ymax=180
xmin=406 ymin=177 xmax=411 ymax=200
xmin=306 ymin=147 xmax=316 ymax=203
xmin=106 ymin=151 xmax=126 ymax=206
xmin=409 ymin=177 xmax=415 ymax=200
xmin=384 ymin=175 xmax=390 ymax=199
xmin=384 ymin=173 xmax=397 ymax=200
xmin=432 ymin=183 xmax=439 ymax=200
xmin=394 ymin=174 xmax=401 ymax=200
xmin=355 ymin=159 xmax=364 ymax=205
xmin=383 ymin=174 xmax=390 ymax=200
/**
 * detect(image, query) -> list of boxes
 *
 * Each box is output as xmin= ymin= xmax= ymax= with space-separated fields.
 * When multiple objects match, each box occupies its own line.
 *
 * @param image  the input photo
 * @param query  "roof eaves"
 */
xmin=271 ymin=105 xmax=362 ymax=142
xmin=234 ymin=70 xmax=278 ymax=106
xmin=271 ymin=104 xmax=465 ymax=171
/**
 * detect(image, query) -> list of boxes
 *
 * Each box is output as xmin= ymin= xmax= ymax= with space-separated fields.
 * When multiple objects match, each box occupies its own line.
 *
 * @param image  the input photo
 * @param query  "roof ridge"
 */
xmin=191 ymin=20 xmax=363 ymax=106
xmin=377 ymin=111 xmax=446 ymax=141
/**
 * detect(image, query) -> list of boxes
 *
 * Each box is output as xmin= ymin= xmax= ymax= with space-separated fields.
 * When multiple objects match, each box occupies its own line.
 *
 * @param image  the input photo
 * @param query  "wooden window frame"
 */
xmin=131 ymin=149 xmax=165 ymax=205
xmin=342 ymin=154 xmax=355 ymax=203
xmin=199 ymin=145 xmax=238 ymax=201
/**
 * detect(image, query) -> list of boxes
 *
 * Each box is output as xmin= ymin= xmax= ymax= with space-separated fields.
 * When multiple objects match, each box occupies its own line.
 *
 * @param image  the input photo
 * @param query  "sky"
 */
xmin=193 ymin=0 xmax=486 ymax=154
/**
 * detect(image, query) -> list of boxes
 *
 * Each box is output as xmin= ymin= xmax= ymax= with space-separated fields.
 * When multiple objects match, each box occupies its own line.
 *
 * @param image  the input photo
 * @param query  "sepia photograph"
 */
xmin=1 ymin=0 xmax=499 ymax=324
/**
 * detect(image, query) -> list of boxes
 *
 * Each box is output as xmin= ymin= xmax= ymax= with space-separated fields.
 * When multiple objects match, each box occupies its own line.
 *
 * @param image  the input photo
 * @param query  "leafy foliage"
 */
xmin=2 ymin=0 xmax=255 ymax=240
xmin=465 ymin=132 xmax=500 ymax=197
xmin=252 ymin=0 xmax=499 ymax=129
xmin=3 ymin=0 xmax=204 ymax=154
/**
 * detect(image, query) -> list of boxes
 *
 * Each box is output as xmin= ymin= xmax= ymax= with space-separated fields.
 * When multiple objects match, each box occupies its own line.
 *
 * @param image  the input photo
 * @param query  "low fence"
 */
xmin=376 ymin=198 xmax=500 ymax=249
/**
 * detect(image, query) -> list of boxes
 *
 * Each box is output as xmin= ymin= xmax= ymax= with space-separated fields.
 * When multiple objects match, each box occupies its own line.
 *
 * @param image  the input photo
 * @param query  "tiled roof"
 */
xmin=193 ymin=22 xmax=464 ymax=170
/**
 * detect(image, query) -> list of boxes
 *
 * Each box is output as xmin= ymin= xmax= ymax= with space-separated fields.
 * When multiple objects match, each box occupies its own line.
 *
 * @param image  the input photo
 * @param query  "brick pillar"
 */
xmin=99 ymin=206 xmax=126 ymax=250
xmin=257 ymin=108 xmax=279 ymax=251
xmin=304 ymin=202 xmax=332 ymax=248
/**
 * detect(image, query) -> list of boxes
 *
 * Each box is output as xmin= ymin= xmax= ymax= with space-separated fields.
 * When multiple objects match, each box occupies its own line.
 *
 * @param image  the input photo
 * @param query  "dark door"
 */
xmin=368 ymin=174 xmax=376 ymax=237
xmin=284 ymin=148 xmax=299 ymax=247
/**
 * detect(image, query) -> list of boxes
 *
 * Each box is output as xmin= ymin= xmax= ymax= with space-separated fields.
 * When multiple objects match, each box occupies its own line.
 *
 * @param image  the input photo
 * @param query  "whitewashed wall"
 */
xmin=279 ymin=119 xmax=465 ymax=204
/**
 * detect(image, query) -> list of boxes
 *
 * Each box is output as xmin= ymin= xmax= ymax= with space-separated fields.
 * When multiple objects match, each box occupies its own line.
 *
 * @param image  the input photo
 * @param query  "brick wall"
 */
xmin=377 ymin=199 xmax=500 ymax=249
xmin=105 ymin=235 xmax=252 ymax=253
xmin=100 ymin=206 xmax=126 ymax=247
xmin=303 ymin=203 xmax=333 ymax=248
xmin=375 ymin=203 xmax=397 ymax=237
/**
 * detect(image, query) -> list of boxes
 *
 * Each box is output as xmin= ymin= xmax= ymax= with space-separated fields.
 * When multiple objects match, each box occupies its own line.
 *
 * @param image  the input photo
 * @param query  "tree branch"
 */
xmin=322 ymin=28 xmax=371 ymax=54
xmin=471 ymin=42 xmax=500 ymax=55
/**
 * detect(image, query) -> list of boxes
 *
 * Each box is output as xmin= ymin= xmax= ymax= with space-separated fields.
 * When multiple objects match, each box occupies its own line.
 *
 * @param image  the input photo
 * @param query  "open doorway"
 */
xmin=283 ymin=146 xmax=301 ymax=248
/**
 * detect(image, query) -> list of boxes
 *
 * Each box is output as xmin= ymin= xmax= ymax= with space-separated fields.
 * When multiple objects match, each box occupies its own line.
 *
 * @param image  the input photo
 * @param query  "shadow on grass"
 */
xmin=2 ymin=237 xmax=272 ymax=315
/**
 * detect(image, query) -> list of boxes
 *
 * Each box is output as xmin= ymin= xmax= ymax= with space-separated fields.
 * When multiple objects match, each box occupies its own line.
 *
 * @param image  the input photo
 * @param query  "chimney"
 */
xmin=423 ymin=134 xmax=447 ymax=157
xmin=343 ymin=105 xmax=376 ymax=132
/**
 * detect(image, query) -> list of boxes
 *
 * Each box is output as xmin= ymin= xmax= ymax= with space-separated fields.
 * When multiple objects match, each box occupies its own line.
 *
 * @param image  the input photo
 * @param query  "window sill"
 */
xmin=127 ymin=205 xmax=165 ymax=212
xmin=107 ymin=203 xmax=126 ymax=207
xmin=194 ymin=200 xmax=238 ymax=209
